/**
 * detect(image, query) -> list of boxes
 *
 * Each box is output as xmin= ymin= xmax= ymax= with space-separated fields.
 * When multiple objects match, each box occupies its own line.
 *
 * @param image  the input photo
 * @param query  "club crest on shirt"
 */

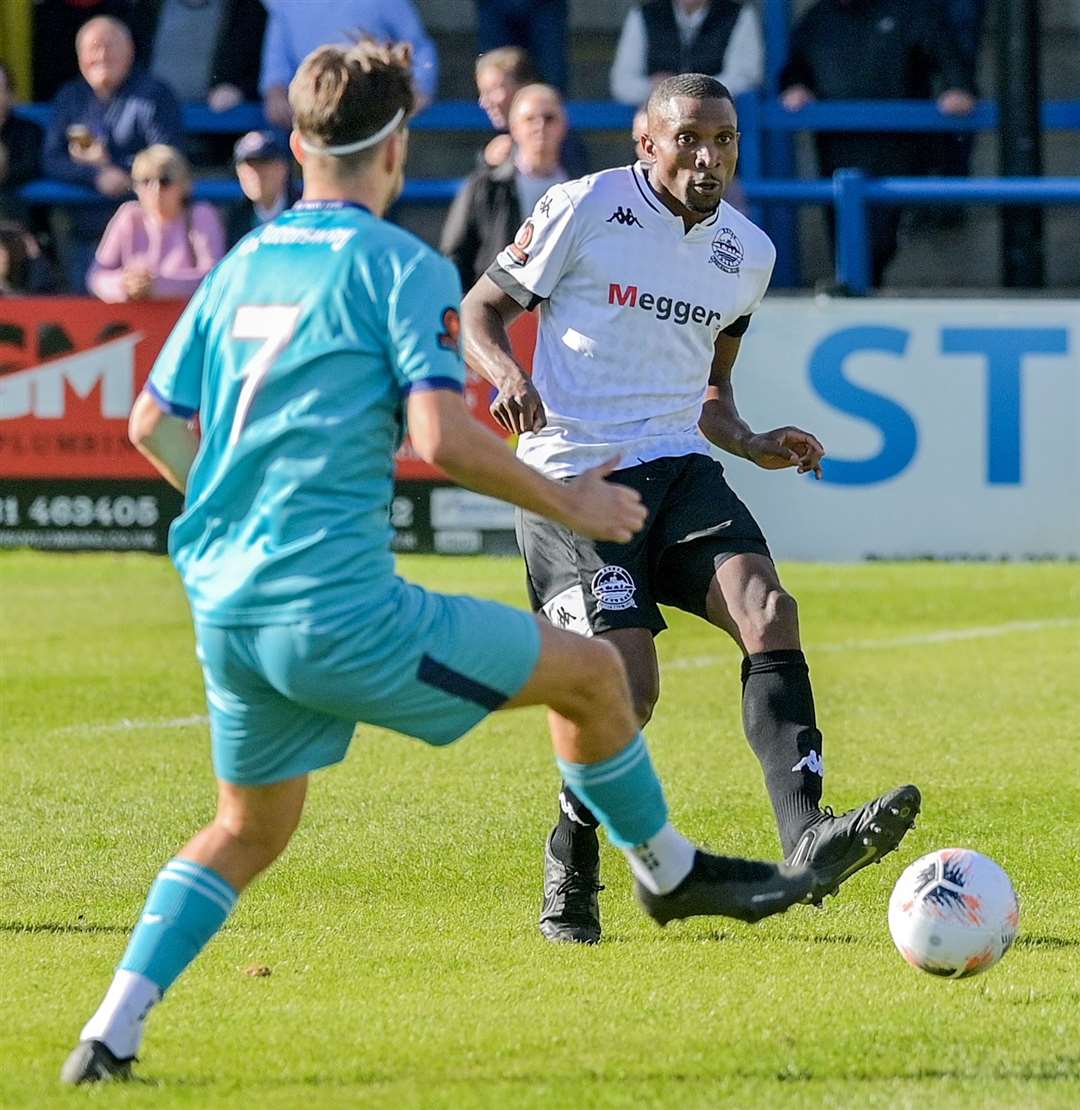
xmin=709 ymin=227 xmax=744 ymax=274
xmin=591 ymin=565 xmax=637 ymax=611
xmin=437 ymin=306 xmax=460 ymax=353
xmin=508 ymin=219 xmax=534 ymax=265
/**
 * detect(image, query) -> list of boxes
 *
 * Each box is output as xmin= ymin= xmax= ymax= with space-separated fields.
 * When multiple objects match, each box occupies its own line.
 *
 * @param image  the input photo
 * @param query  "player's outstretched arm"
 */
xmin=460 ymin=274 xmax=547 ymax=435
xmin=129 ymin=390 xmax=200 ymax=492
xmin=407 ymin=388 xmax=645 ymax=543
xmin=700 ymin=332 xmax=825 ymax=479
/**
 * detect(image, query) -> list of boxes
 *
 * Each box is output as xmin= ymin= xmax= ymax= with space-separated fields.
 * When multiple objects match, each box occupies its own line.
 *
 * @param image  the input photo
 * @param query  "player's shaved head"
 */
xmin=640 ymin=73 xmax=740 ymax=225
xmin=646 ymin=73 xmax=733 ymax=130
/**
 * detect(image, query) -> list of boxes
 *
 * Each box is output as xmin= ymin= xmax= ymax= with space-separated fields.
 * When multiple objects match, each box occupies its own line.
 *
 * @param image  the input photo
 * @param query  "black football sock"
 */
xmin=549 ymin=783 xmax=600 ymax=869
xmin=740 ymin=649 xmax=825 ymax=857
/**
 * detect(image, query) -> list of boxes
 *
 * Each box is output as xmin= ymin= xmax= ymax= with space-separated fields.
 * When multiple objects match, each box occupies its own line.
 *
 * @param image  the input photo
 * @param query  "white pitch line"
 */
xmin=665 ymin=616 xmax=1080 ymax=671
xmin=48 ymin=714 xmax=209 ymax=738
xmin=41 ymin=617 xmax=1080 ymax=734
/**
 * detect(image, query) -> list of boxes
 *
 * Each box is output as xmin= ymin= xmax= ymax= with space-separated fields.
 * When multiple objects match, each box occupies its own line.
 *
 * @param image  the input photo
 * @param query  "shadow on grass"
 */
xmin=0 ymin=920 xmax=128 ymax=936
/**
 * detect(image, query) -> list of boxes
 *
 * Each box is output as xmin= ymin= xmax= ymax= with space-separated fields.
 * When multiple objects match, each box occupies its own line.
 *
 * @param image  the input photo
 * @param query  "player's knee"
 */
xmin=217 ymin=808 xmax=297 ymax=867
xmin=629 ymin=678 xmax=659 ymax=727
xmin=578 ymin=638 xmax=632 ymax=716
xmin=741 ymin=586 xmax=799 ymax=648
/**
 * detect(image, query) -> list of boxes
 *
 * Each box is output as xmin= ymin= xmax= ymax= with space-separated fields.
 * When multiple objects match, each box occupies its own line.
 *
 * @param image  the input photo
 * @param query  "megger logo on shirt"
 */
xmin=608 ymin=283 xmax=727 ymax=328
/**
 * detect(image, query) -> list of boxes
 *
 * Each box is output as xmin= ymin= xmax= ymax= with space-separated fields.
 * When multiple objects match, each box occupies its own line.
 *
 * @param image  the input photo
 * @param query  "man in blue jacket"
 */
xmin=43 ymin=15 xmax=182 ymax=291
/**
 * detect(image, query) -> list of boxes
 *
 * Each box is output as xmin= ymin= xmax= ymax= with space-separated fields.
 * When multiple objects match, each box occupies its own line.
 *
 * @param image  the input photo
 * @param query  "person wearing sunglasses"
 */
xmin=88 ymin=143 xmax=225 ymax=303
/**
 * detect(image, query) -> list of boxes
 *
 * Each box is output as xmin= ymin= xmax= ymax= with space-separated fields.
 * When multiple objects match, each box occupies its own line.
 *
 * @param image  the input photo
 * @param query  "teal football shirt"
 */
xmin=147 ymin=200 xmax=465 ymax=627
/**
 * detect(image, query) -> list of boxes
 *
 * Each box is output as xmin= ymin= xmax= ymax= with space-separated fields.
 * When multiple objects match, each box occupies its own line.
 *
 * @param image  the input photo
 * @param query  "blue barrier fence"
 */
xmin=12 ymin=94 xmax=1080 ymax=292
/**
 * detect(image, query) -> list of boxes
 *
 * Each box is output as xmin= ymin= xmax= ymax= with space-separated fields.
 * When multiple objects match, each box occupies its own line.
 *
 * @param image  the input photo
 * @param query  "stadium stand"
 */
xmin=2 ymin=0 xmax=1078 ymax=292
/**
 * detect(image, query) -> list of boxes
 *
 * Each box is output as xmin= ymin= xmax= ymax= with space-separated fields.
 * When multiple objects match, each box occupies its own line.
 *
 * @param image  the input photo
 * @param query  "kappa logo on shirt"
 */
xmin=606 ymin=206 xmax=643 ymax=228
xmin=709 ymin=227 xmax=744 ymax=273
xmin=538 ymin=195 xmax=553 ymax=218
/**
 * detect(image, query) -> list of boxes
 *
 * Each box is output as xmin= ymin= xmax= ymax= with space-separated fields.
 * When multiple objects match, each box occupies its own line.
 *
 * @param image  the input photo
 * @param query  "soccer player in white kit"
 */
xmin=462 ymin=74 xmax=922 ymax=944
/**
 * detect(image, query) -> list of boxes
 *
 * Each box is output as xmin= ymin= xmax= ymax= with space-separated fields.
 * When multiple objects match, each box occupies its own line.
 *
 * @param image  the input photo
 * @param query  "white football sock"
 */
xmin=80 ymin=970 xmax=161 ymax=1059
xmin=623 ymin=821 xmax=696 ymax=894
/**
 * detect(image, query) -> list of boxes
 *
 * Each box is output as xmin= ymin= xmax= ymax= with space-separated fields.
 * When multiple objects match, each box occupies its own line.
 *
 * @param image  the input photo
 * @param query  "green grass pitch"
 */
xmin=1 ymin=551 xmax=1078 ymax=1108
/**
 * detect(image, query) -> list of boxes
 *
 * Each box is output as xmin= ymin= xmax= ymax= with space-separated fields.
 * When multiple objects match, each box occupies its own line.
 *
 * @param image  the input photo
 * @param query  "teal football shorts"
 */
xmin=195 ymin=579 xmax=542 ymax=785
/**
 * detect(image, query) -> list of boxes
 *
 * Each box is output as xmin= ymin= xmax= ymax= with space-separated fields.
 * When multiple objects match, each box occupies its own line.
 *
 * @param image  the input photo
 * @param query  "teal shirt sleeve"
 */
xmin=146 ymin=278 xmax=212 ymax=418
xmin=386 ymin=249 xmax=466 ymax=395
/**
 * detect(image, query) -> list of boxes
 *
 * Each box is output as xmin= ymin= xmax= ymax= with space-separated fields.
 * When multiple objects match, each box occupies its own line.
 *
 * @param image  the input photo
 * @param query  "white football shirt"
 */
xmin=489 ymin=163 xmax=776 ymax=477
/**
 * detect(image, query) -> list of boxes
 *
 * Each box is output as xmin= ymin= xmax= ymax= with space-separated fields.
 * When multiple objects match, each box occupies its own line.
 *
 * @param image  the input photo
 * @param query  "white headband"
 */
xmin=298 ymin=108 xmax=406 ymax=156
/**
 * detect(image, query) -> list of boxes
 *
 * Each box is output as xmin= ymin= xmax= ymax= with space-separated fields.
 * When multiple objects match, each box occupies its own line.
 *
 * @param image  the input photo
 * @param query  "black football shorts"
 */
xmin=516 ymin=454 xmax=770 ymax=636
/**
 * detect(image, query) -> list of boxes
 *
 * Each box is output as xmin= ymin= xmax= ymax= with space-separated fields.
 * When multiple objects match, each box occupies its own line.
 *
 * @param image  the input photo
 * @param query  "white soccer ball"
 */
xmin=888 ymin=848 xmax=1019 ymax=979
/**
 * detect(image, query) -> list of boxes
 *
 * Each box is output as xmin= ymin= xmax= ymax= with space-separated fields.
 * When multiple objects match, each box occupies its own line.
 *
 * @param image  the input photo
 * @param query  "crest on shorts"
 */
xmin=508 ymin=219 xmax=534 ymax=265
xmin=591 ymin=565 xmax=637 ymax=611
xmin=709 ymin=227 xmax=743 ymax=273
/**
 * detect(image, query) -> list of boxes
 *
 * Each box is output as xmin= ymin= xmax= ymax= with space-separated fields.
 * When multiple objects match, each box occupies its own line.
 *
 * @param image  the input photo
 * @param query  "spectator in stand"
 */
xmin=259 ymin=1 xmax=438 ymax=129
xmin=780 ymin=0 xmax=977 ymax=286
xmin=225 ymin=130 xmax=299 ymax=248
xmin=0 ymin=61 xmax=44 ymax=222
xmin=921 ymin=0 xmax=988 ymax=212
xmin=0 ymin=220 xmax=58 ymax=295
xmin=43 ymin=16 xmax=183 ymax=292
xmin=610 ymin=1 xmax=763 ymax=106
xmin=475 ymin=47 xmax=588 ymax=178
xmin=32 ymin=0 xmax=137 ymax=102
xmin=474 ymin=0 xmax=569 ymax=93
xmin=87 ymin=144 xmax=223 ymax=303
xmin=127 ymin=0 xmax=267 ymax=114
xmin=632 ymin=106 xmax=650 ymax=159
xmin=441 ymin=83 xmax=568 ymax=292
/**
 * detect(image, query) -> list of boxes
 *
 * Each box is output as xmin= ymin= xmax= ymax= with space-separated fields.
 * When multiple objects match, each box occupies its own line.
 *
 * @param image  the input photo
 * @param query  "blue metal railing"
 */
xmin=22 ymin=172 xmax=1078 ymax=295
xmin=12 ymin=94 xmax=1080 ymax=292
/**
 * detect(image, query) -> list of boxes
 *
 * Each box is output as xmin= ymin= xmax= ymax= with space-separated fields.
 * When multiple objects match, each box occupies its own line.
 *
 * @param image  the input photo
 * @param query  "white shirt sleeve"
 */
xmin=490 ymin=185 xmax=579 ymax=309
xmin=744 ymin=238 xmax=776 ymax=316
xmin=610 ymin=8 xmax=652 ymax=106
xmin=717 ymin=6 xmax=764 ymax=97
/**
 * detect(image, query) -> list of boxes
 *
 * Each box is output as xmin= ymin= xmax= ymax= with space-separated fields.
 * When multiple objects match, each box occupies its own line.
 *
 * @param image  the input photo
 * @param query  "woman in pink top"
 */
xmin=88 ymin=144 xmax=225 ymax=302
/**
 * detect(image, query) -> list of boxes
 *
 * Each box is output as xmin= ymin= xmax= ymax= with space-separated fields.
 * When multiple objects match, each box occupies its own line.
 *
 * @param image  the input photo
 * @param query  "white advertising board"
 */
xmin=723 ymin=299 xmax=1078 ymax=560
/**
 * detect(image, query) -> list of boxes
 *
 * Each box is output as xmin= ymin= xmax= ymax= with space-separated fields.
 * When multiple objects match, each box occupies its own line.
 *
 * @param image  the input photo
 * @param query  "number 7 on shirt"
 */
xmin=229 ymin=304 xmax=301 ymax=444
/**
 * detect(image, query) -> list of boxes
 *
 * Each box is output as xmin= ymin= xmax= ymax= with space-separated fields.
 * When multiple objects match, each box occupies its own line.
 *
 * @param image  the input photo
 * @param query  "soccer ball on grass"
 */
xmin=887 ymin=848 xmax=1019 ymax=979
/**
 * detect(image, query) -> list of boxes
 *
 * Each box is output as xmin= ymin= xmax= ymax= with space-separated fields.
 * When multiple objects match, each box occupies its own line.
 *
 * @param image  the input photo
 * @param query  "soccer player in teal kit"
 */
xmin=60 ymin=43 xmax=813 ymax=1084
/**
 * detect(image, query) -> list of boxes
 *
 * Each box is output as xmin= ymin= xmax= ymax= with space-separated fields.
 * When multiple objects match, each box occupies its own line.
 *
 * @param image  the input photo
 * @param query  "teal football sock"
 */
xmin=118 ymin=857 xmax=237 ymax=992
xmin=556 ymin=733 xmax=668 ymax=849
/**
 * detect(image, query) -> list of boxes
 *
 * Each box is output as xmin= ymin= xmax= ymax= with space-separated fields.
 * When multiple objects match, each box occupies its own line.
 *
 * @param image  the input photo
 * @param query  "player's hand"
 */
xmin=562 ymin=457 xmax=647 ymax=543
xmin=746 ymin=426 xmax=825 ymax=479
xmin=490 ymin=376 xmax=547 ymax=435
